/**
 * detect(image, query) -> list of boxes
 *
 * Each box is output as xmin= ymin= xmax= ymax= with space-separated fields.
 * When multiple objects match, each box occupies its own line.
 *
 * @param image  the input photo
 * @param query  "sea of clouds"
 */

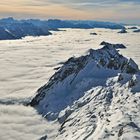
xmin=0 ymin=27 xmax=140 ymax=139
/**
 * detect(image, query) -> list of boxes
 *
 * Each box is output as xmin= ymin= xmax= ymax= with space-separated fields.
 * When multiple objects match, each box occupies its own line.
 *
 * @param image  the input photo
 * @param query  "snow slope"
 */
xmin=30 ymin=43 xmax=140 ymax=140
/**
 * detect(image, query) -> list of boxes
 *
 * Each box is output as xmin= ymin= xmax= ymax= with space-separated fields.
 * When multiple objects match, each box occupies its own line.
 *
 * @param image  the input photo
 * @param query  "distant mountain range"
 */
xmin=0 ymin=17 xmax=51 ymax=40
xmin=0 ymin=17 xmax=125 ymax=40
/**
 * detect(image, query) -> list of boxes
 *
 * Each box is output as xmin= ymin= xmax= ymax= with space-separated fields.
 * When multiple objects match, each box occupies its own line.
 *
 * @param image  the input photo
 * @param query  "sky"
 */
xmin=0 ymin=0 xmax=140 ymax=24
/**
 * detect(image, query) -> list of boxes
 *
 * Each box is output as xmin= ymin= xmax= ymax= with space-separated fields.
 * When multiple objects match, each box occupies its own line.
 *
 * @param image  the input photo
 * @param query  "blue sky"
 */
xmin=0 ymin=0 xmax=139 ymax=24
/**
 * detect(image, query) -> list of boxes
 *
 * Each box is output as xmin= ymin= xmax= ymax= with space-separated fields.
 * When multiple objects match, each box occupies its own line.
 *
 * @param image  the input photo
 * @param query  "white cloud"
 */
xmin=0 ymin=105 xmax=48 ymax=140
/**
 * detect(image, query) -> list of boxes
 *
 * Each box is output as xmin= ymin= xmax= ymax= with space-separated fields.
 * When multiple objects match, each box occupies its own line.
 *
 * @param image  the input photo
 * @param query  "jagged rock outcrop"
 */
xmin=30 ymin=43 xmax=140 ymax=140
xmin=133 ymin=29 xmax=140 ymax=33
xmin=118 ymin=29 xmax=127 ymax=33
xmin=39 ymin=135 xmax=48 ymax=140
xmin=128 ymin=27 xmax=138 ymax=30
xmin=100 ymin=41 xmax=126 ymax=49
xmin=90 ymin=32 xmax=97 ymax=35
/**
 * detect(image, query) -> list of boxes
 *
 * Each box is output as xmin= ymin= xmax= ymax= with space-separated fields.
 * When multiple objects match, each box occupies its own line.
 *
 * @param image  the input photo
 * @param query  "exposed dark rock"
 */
xmin=123 ymin=58 xmax=139 ymax=74
xmin=127 ymin=122 xmax=140 ymax=131
xmin=118 ymin=127 xmax=124 ymax=137
xmin=118 ymin=74 xmax=124 ymax=82
xmin=118 ymin=29 xmax=127 ymax=33
xmin=90 ymin=32 xmax=97 ymax=35
xmin=128 ymin=27 xmax=138 ymax=29
xmin=39 ymin=135 xmax=47 ymax=140
xmin=133 ymin=29 xmax=140 ymax=33
xmin=100 ymin=41 xmax=126 ymax=49
xmin=54 ymin=67 xmax=61 ymax=71
xmin=58 ymin=109 xmax=73 ymax=123
xmin=128 ymin=75 xmax=137 ymax=88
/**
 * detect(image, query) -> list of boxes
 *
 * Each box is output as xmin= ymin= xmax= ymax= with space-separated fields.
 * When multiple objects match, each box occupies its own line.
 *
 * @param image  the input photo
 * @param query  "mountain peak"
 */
xmin=30 ymin=42 xmax=139 ymax=107
xmin=1 ymin=17 xmax=15 ymax=22
xmin=30 ymin=43 xmax=140 ymax=140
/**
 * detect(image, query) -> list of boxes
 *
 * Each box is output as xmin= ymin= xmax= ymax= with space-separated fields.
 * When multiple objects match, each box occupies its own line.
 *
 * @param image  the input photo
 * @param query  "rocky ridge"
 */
xmin=30 ymin=43 xmax=140 ymax=140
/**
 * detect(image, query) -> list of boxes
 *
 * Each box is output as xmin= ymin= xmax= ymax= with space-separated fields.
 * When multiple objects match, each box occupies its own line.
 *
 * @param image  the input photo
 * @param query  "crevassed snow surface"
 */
xmin=0 ymin=28 xmax=140 ymax=140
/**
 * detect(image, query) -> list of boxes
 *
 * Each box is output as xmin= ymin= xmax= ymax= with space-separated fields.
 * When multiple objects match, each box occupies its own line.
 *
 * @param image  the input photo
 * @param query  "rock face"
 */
xmin=128 ymin=27 xmax=138 ymax=29
xmin=100 ymin=41 xmax=126 ymax=49
xmin=118 ymin=29 xmax=127 ymax=33
xmin=90 ymin=32 xmax=97 ymax=35
xmin=30 ymin=43 xmax=140 ymax=140
xmin=133 ymin=29 xmax=140 ymax=33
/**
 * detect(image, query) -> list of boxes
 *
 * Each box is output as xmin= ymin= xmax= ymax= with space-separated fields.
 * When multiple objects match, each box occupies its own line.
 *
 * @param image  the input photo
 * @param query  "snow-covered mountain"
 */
xmin=0 ymin=18 xmax=51 ymax=40
xmin=0 ymin=17 xmax=126 ymax=40
xmin=46 ymin=19 xmax=125 ymax=29
xmin=30 ymin=43 xmax=140 ymax=140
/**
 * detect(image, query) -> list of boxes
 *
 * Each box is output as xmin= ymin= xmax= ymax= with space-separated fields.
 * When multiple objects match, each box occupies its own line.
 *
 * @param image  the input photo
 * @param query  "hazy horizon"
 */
xmin=0 ymin=0 xmax=140 ymax=24
xmin=0 ymin=17 xmax=140 ymax=26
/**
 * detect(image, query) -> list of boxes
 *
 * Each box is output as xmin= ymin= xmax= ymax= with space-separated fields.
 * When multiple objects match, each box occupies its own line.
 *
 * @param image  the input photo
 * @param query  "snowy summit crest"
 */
xmin=30 ymin=42 xmax=139 ymax=108
xmin=30 ymin=42 xmax=140 ymax=140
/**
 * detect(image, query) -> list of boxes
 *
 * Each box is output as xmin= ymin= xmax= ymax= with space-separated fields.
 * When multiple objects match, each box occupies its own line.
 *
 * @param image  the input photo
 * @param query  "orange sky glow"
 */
xmin=0 ymin=0 xmax=139 ymax=24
